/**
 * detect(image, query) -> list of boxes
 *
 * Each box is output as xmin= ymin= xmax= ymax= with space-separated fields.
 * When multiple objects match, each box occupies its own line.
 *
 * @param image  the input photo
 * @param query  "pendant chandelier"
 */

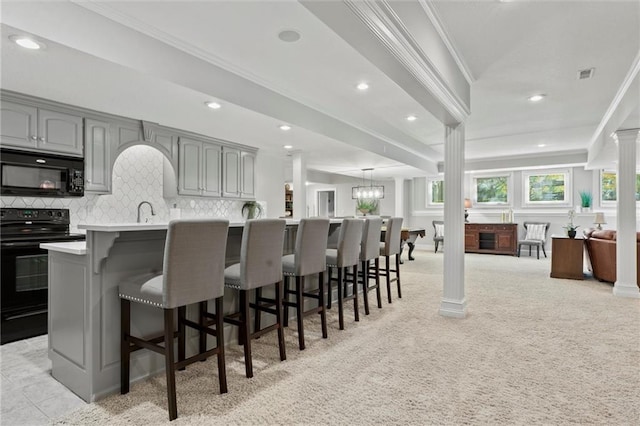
xmin=352 ymin=168 xmax=384 ymax=199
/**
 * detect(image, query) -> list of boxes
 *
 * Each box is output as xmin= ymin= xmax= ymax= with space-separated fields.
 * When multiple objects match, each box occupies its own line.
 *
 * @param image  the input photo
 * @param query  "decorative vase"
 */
xmin=567 ymin=229 xmax=577 ymax=239
xmin=358 ymin=208 xmax=369 ymax=216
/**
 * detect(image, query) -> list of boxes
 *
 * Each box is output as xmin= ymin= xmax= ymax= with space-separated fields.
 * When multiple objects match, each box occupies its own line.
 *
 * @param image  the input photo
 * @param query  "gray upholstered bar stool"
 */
xmin=359 ymin=217 xmax=383 ymax=315
xmin=119 ymin=219 xmax=229 ymax=421
xmin=281 ymin=217 xmax=330 ymax=350
xmin=326 ymin=218 xmax=363 ymax=330
xmin=223 ymin=218 xmax=287 ymax=379
xmin=377 ymin=217 xmax=403 ymax=303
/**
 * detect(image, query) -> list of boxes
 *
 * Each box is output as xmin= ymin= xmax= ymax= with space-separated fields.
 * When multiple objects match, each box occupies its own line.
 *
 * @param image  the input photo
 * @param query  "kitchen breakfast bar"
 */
xmin=42 ymin=221 xmax=341 ymax=403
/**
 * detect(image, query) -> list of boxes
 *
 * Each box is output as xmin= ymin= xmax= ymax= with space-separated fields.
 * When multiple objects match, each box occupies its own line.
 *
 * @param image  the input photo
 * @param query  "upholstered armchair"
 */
xmin=432 ymin=220 xmax=444 ymax=253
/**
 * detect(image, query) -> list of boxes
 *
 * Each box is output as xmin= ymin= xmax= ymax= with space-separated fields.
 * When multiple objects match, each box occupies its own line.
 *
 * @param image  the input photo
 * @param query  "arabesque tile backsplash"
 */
xmin=0 ymin=145 xmax=262 ymax=232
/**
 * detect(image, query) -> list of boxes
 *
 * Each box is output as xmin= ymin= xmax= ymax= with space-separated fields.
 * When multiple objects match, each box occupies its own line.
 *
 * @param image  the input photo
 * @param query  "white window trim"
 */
xmin=472 ymin=172 xmax=513 ymax=207
xmin=600 ymin=170 xmax=617 ymax=207
xmin=600 ymin=169 xmax=640 ymax=206
xmin=427 ymin=178 xmax=444 ymax=207
xmin=522 ymin=169 xmax=572 ymax=207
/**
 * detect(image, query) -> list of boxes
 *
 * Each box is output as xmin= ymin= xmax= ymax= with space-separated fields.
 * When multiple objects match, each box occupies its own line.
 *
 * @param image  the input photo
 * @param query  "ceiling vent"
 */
xmin=578 ymin=68 xmax=595 ymax=80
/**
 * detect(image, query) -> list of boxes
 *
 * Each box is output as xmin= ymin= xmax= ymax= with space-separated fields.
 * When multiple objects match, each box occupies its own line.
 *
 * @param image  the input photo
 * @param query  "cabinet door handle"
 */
xmin=31 ymin=135 xmax=38 ymax=141
xmin=39 ymin=137 xmax=45 ymax=143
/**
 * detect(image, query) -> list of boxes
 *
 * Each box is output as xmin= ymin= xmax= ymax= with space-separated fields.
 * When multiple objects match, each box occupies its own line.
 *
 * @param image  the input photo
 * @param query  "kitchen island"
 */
xmin=43 ymin=220 xmax=339 ymax=403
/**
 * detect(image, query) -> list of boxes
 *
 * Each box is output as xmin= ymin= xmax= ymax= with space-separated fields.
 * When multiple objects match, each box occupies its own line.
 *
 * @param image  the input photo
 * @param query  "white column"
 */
xmin=613 ymin=129 xmax=639 ymax=298
xmin=292 ymin=151 xmax=307 ymax=220
xmin=440 ymin=123 xmax=467 ymax=318
xmin=394 ymin=177 xmax=405 ymax=218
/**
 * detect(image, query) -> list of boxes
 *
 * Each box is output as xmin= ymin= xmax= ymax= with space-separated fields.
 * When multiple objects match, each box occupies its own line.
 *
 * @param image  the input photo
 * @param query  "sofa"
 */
xmin=583 ymin=229 xmax=640 ymax=287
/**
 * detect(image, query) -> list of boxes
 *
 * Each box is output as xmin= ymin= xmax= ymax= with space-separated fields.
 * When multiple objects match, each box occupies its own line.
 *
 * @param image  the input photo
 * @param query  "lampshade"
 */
xmin=593 ymin=212 xmax=606 ymax=230
xmin=464 ymin=198 xmax=472 ymax=209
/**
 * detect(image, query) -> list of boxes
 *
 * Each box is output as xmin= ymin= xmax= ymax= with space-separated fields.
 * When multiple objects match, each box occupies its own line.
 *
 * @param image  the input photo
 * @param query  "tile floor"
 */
xmin=0 ymin=334 xmax=86 ymax=425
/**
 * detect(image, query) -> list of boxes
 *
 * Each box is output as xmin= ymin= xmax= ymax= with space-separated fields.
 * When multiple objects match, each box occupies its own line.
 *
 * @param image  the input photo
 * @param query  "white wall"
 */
xmin=306 ymin=180 xmax=396 ymax=217
xmin=255 ymin=150 xmax=285 ymax=218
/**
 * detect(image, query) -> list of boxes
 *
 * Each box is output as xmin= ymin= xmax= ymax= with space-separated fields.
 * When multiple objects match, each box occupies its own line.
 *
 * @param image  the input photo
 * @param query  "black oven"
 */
xmin=0 ymin=208 xmax=85 ymax=344
xmin=1 ymin=148 xmax=84 ymax=197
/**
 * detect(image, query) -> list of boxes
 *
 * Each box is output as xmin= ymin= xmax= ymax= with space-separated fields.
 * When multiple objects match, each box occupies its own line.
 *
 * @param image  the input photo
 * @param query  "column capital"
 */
xmin=614 ymin=128 xmax=639 ymax=143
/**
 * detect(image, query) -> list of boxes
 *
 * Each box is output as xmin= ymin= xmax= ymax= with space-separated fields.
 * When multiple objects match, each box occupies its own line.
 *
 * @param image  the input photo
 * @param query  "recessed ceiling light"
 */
xmin=205 ymin=101 xmax=221 ymax=109
xmin=278 ymin=30 xmax=301 ymax=43
xmin=406 ymin=115 xmax=417 ymax=122
xmin=283 ymin=145 xmax=293 ymax=149
xmin=528 ymin=94 xmax=546 ymax=102
xmin=538 ymin=144 xmax=546 ymax=147
xmin=10 ymin=35 xmax=44 ymax=50
xmin=356 ymin=82 xmax=369 ymax=91
xmin=279 ymin=124 xmax=291 ymax=131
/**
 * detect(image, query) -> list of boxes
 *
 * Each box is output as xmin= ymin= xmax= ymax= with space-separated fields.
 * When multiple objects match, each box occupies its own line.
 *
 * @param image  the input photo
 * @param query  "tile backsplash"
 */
xmin=0 ymin=145 xmax=263 ymax=232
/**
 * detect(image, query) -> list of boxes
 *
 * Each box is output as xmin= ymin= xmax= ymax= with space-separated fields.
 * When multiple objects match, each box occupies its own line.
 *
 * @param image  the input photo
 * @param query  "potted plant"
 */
xmin=356 ymin=198 xmax=378 ymax=216
xmin=242 ymin=201 xmax=263 ymax=219
xmin=563 ymin=209 xmax=579 ymax=238
xmin=579 ymin=190 xmax=593 ymax=213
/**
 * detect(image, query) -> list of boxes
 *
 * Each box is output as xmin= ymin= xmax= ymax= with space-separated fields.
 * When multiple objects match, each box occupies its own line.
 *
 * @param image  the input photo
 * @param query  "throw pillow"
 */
xmin=525 ymin=224 xmax=546 ymax=241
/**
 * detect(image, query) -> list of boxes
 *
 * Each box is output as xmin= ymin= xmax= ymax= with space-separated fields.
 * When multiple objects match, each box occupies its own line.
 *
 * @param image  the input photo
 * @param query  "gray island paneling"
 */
xmin=43 ymin=220 xmax=340 ymax=402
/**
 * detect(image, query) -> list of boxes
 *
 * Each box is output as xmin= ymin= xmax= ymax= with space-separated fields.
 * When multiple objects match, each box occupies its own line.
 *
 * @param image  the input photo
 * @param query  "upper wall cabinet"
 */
xmin=178 ymin=137 xmax=222 ymax=197
xmin=84 ymin=118 xmax=112 ymax=193
xmin=240 ymin=151 xmax=256 ymax=198
xmin=221 ymin=148 xmax=256 ymax=199
xmin=222 ymin=147 xmax=241 ymax=198
xmin=1 ymin=101 xmax=83 ymax=157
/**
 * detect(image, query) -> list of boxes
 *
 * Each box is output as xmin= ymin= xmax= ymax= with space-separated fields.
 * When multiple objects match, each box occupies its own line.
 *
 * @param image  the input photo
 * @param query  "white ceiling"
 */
xmin=1 ymin=0 xmax=638 ymax=181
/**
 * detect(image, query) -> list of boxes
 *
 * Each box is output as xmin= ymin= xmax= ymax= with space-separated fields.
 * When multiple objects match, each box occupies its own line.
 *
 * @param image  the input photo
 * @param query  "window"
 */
xmin=600 ymin=170 xmax=640 ymax=204
xmin=523 ymin=170 xmax=570 ymax=206
xmin=427 ymin=179 xmax=444 ymax=206
xmin=473 ymin=174 xmax=511 ymax=205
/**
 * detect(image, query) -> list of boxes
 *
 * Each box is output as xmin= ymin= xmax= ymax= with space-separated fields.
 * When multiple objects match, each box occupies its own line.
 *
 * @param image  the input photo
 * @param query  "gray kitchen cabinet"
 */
xmin=222 ymin=147 xmax=241 ymax=198
xmin=240 ymin=151 xmax=256 ymax=198
xmin=178 ymin=137 xmax=221 ymax=197
xmin=202 ymin=143 xmax=222 ymax=197
xmin=116 ymin=122 xmax=143 ymax=148
xmin=1 ymin=101 xmax=83 ymax=156
xmin=84 ymin=118 xmax=112 ymax=193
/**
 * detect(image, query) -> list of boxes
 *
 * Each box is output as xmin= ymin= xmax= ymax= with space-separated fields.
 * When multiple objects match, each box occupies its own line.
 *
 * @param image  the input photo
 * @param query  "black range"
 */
xmin=1 ymin=208 xmax=85 ymax=344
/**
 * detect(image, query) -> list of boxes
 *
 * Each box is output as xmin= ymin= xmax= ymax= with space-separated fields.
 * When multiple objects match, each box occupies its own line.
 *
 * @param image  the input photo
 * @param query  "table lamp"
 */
xmin=464 ymin=198 xmax=472 ymax=222
xmin=593 ymin=212 xmax=606 ymax=230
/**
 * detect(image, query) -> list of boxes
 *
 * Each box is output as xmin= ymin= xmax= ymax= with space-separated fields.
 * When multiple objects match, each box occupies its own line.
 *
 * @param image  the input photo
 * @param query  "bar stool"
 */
xmin=281 ymin=218 xmax=330 ymax=350
xmin=377 ymin=217 xmax=403 ymax=303
xmin=119 ymin=219 xmax=229 ymax=421
xmin=223 ymin=219 xmax=287 ymax=379
xmin=359 ymin=217 xmax=383 ymax=315
xmin=326 ymin=218 xmax=363 ymax=330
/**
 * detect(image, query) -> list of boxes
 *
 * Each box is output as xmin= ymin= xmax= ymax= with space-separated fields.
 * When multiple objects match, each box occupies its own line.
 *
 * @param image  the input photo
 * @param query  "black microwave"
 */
xmin=0 ymin=149 xmax=84 ymax=197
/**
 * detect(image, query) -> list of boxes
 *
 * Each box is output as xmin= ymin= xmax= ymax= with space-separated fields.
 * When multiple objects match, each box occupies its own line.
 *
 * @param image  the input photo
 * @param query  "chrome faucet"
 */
xmin=137 ymin=201 xmax=156 ymax=223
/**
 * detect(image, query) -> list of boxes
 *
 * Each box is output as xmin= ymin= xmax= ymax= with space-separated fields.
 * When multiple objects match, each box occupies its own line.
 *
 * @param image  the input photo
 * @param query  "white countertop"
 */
xmin=40 ymin=241 xmax=87 ymax=255
xmin=78 ymin=219 xmax=343 ymax=232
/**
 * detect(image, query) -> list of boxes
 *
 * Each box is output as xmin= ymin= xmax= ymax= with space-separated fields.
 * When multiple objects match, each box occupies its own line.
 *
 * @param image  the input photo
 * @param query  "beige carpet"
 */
xmin=55 ymin=250 xmax=640 ymax=425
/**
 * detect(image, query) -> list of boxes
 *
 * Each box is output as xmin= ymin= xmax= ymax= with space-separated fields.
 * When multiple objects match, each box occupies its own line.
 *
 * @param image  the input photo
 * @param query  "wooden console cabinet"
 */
xmin=465 ymin=223 xmax=518 ymax=256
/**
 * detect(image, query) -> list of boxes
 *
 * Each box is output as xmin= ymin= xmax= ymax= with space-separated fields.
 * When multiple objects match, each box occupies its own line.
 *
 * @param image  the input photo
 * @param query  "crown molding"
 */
xmin=417 ymin=0 xmax=475 ymax=85
xmin=589 ymin=50 xmax=640 ymax=148
xmin=344 ymin=0 xmax=470 ymax=123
